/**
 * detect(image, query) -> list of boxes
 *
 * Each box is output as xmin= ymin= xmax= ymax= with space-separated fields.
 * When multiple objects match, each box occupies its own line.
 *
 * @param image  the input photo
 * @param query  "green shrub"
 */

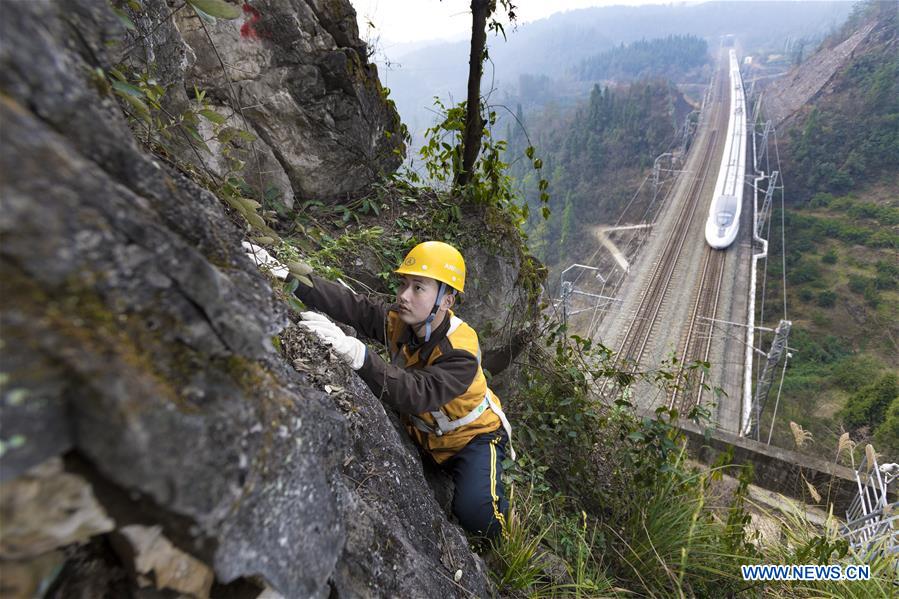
xmin=809 ymin=192 xmax=834 ymax=208
xmin=840 ymin=373 xmax=898 ymax=431
xmin=865 ymin=289 xmax=881 ymax=307
xmin=848 ymin=273 xmax=884 ymax=306
xmin=875 ymin=260 xmax=899 ymax=289
xmin=821 ymin=249 xmax=838 ymax=264
xmin=848 ymin=274 xmax=874 ymax=296
xmin=817 ymin=290 xmax=837 ymax=307
xmin=874 ymin=397 xmax=899 ymax=457
xmin=811 ymin=310 xmax=832 ymax=328
xmin=792 ymin=259 xmax=822 ymax=284
xmin=869 ymin=229 xmax=899 ymax=248
xmin=831 ymin=354 xmax=885 ymax=392
xmin=791 ymin=329 xmax=850 ymax=365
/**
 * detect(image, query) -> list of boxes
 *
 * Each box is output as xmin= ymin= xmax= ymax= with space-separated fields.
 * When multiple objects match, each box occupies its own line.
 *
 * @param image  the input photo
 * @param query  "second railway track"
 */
xmin=615 ymin=130 xmax=719 ymax=368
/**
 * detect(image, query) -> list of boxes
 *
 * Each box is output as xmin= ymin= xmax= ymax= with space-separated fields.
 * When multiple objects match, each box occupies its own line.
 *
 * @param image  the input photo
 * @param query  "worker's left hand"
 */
xmin=242 ymin=241 xmax=315 ymax=287
xmin=242 ymin=241 xmax=289 ymax=279
xmin=298 ymin=312 xmax=366 ymax=370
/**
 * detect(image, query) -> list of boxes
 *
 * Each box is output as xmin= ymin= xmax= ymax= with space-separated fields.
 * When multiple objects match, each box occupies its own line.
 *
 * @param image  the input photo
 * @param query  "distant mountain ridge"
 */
xmin=576 ymin=35 xmax=709 ymax=83
xmin=381 ymin=1 xmax=853 ymax=138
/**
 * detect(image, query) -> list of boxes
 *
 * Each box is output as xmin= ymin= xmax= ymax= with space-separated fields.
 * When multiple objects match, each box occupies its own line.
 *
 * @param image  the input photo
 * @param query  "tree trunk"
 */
xmin=455 ymin=0 xmax=492 ymax=188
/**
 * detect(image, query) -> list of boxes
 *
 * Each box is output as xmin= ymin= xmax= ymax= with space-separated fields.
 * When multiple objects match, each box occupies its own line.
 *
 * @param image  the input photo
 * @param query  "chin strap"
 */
xmin=422 ymin=282 xmax=449 ymax=342
xmin=409 ymin=283 xmax=459 ymax=342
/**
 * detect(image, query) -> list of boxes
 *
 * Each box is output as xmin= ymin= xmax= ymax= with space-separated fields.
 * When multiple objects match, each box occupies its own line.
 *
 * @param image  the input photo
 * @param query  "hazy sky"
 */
xmin=350 ymin=0 xmax=678 ymax=46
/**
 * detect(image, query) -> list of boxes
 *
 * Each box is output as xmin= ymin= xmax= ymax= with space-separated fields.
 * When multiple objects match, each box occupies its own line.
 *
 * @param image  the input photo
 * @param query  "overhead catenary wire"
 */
xmin=773 ymin=131 xmax=788 ymax=321
xmin=755 ymin=122 xmax=790 ymax=441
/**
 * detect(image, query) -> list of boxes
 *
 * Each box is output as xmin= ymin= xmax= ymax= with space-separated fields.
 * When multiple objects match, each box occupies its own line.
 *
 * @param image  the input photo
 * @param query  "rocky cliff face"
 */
xmin=0 ymin=1 xmax=533 ymax=597
xmin=129 ymin=0 xmax=404 ymax=206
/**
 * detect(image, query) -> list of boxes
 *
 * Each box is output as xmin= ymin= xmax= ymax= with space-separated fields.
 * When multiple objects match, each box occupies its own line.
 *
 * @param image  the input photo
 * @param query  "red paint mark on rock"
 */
xmin=240 ymin=2 xmax=264 ymax=39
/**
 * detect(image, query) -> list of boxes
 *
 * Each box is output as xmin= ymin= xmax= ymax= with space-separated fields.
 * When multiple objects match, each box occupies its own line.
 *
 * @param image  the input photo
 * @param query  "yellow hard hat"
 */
xmin=395 ymin=241 xmax=466 ymax=292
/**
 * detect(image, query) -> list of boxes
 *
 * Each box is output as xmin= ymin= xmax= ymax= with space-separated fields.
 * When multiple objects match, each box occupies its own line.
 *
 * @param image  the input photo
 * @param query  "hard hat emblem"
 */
xmin=404 ymin=257 xmax=416 ymax=266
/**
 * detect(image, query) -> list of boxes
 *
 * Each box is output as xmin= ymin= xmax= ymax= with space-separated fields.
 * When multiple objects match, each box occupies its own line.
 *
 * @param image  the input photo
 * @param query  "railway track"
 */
xmin=615 ymin=130 xmax=718 ymax=367
xmin=612 ymin=59 xmax=732 ymax=402
xmin=670 ymin=247 xmax=726 ymax=413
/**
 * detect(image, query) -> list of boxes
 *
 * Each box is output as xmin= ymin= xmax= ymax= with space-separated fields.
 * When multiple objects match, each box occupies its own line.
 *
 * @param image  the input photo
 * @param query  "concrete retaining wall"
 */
xmin=676 ymin=419 xmax=891 ymax=516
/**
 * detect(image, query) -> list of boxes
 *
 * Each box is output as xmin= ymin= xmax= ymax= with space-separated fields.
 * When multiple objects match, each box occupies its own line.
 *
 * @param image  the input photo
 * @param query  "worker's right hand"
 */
xmin=298 ymin=312 xmax=366 ymax=370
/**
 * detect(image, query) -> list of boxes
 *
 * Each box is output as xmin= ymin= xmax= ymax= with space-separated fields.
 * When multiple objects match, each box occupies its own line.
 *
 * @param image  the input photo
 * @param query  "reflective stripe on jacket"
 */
xmin=386 ymin=310 xmax=503 ymax=463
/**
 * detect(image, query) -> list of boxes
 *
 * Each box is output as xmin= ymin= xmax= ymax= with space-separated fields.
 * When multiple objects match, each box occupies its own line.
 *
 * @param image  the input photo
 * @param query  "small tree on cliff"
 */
xmin=419 ymin=1 xmax=547 ymax=225
xmin=452 ymin=0 xmax=517 ymax=188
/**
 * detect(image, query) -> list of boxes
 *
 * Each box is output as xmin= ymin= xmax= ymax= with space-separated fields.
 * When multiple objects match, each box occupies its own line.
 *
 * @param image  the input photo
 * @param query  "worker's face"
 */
xmin=396 ymin=275 xmax=454 ymax=326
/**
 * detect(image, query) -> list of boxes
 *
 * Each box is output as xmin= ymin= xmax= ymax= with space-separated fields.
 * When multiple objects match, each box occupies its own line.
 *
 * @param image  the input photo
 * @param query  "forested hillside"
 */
xmin=758 ymin=1 xmax=898 ymax=458
xmin=577 ymin=35 xmax=709 ymax=83
xmin=784 ymin=25 xmax=898 ymax=199
xmin=508 ymin=80 xmax=689 ymax=270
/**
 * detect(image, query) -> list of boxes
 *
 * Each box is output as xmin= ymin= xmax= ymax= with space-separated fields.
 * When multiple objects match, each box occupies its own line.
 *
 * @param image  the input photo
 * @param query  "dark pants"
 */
xmin=444 ymin=430 xmax=509 ymax=539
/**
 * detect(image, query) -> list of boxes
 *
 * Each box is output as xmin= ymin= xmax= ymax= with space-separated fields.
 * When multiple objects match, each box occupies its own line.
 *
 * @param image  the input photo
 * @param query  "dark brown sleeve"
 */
xmin=356 ymin=349 xmax=479 ymax=414
xmin=291 ymin=274 xmax=388 ymax=344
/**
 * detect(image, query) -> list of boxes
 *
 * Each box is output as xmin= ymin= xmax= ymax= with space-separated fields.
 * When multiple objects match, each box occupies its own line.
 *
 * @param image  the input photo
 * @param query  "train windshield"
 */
xmin=715 ymin=195 xmax=739 ymax=227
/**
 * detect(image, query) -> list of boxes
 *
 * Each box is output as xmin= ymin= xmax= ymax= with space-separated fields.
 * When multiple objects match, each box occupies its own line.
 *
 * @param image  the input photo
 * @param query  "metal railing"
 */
xmin=842 ymin=449 xmax=899 ymax=556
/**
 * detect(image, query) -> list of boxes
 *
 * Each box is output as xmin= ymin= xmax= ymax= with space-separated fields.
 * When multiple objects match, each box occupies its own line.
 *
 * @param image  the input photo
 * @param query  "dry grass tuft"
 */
xmin=790 ymin=422 xmax=813 ymax=448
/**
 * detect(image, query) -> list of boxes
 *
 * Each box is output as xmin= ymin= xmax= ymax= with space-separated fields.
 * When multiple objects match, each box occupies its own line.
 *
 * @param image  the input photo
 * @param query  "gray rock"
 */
xmin=123 ymin=0 xmax=404 ymax=206
xmin=465 ymin=240 xmax=540 ymax=376
xmin=0 ymin=1 xmax=489 ymax=596
xmin=763 ymin=21 xmax=878 ymax=127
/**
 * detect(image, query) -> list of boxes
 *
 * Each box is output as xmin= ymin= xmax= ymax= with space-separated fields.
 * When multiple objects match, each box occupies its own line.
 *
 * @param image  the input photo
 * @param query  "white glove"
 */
xmin=242 ymin=241 xmax=289 ymax=280
xmin=298 ymin=312 xmax=366 ymax=370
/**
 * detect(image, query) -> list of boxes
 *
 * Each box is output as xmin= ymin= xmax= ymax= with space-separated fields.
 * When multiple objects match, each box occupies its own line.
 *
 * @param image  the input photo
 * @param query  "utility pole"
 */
xmin=652 ymin=152 xmax=680 ymax=201
xmin=754 ymin=120 xmax=773 ymax=172
xmin=561 ymin=280 xmax=572 ymax=329
xmin=749 ymin=318 xmax=791 ymax=440
xmin=680 ymin=111 xmax=698 ymax=155
xmin=559 ymin=264 xmax=618 ymax=329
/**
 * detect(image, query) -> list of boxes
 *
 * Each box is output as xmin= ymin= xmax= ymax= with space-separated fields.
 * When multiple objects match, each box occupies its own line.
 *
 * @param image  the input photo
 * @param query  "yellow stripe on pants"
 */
xmin=489 ymin=436 xmax=507 ymax=533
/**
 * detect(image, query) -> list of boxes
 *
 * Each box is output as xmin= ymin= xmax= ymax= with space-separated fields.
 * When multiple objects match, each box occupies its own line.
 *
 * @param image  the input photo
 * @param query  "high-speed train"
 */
xmin=705 ymin=49 xmax=747 ymax=249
